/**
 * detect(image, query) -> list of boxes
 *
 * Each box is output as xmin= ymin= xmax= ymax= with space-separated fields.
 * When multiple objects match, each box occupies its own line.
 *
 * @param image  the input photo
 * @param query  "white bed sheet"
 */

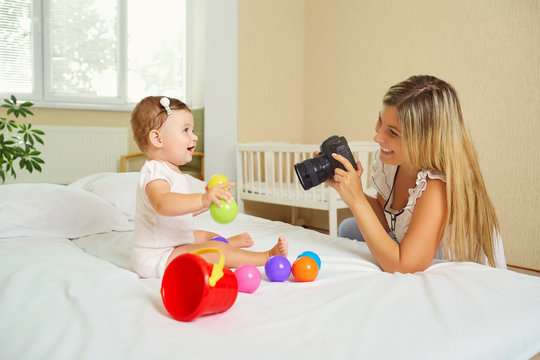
xmin=2 ymin=211 xmax=540 ymax=360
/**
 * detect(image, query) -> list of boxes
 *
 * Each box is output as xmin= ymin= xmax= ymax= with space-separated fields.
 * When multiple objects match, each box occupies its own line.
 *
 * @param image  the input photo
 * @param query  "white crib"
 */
xmin=236 ymin=141 xmax=379 ymax=236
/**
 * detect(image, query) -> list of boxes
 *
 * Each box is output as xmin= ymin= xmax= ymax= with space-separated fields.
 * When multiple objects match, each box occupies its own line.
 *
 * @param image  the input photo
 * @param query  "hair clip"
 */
xmin=160 ymin=97 xmax=172 ymax=115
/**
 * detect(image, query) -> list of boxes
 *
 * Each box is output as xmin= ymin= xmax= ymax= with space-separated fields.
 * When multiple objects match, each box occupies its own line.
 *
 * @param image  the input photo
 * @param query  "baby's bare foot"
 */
xmin=227 ymin=233 xmax=254 ymax=248
xmin=268 ymin=236 xmax=288 ymax=258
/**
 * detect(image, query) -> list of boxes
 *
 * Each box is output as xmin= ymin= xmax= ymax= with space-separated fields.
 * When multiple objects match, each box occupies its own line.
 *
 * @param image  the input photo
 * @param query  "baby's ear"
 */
xmin=148 ymin=129 xmax=163 ymax=148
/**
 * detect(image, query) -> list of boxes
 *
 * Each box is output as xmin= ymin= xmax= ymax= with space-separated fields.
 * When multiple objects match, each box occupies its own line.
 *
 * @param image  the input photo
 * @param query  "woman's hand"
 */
xmin=330 ymin=153 xmax=366 ymax=206
xmin=201 ymin=182 xmax=235 ymax=208
xmin=311 ymin=151 xmax=336 ymax=189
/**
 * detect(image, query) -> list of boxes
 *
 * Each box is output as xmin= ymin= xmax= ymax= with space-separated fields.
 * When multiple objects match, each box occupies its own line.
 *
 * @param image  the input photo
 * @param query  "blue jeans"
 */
xmin=339 ymin=217 xmax=399 ymax=244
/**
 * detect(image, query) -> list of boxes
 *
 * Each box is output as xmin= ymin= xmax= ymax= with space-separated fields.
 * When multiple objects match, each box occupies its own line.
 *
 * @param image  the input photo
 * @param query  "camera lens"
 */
xmin=294 ymin=155 xmax=334 ymax=190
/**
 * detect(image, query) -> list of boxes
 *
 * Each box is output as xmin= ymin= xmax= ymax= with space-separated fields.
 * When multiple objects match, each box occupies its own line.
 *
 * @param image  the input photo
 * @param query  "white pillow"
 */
xmin=67 ymin=171 xmax=117 ymax=188
xmin=69 ymin=172 xmax=208 ymax=220
xmin=0 ymin=183 xmax=132 ymax=239
xmin=69 ymin=172 xmax=139 ymax=220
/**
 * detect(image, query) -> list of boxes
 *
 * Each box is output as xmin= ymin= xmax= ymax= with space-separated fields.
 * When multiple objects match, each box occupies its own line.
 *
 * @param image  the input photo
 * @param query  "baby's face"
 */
xmin=158 ymin=109 xmax=197 ymax=166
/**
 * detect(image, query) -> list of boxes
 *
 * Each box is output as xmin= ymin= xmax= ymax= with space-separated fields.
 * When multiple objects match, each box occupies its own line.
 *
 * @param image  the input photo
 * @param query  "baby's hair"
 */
xmin=131 ymin=96 xmax=191 ymax=152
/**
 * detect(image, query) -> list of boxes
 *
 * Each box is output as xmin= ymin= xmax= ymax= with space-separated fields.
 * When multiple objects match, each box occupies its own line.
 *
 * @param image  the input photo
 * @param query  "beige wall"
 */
xmin=238 ymin=0 xmax=540 ymax=270
xmin=238 ymin=1 xmax=305 ymax=143
xmin=29 ymin=108 xmax=138 ymax=153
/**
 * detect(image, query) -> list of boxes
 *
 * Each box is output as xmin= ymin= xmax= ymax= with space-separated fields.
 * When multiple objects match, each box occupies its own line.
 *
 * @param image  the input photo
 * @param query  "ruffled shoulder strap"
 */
xmin=406 ymin=169 xmax=446 ymax=208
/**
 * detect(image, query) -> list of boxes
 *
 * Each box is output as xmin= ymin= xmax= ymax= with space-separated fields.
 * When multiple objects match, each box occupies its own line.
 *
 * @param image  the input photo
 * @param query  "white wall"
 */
xmin=188 ymin=0 xmax=206 ymax=109
xmin=203 ymin=0 xmax=238 ymax=182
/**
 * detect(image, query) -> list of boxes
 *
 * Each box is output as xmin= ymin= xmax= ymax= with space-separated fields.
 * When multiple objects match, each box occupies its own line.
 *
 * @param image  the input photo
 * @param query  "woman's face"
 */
xmin=373 ymin=105 xmax=406 ymax=166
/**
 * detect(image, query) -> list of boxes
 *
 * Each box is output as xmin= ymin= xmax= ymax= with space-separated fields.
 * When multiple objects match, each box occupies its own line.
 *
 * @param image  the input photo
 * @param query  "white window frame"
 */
xmin=1 ymin=0 xmax=194 ymax=111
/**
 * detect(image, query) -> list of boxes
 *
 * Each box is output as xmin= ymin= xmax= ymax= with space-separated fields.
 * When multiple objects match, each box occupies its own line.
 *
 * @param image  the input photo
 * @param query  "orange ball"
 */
xmin=292 ymin=256 xmax=319 ymax=282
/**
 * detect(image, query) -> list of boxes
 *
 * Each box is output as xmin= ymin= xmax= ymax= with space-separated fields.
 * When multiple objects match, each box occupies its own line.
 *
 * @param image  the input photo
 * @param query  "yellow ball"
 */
xmin=208 ymin=174 xmax=229 ymax=189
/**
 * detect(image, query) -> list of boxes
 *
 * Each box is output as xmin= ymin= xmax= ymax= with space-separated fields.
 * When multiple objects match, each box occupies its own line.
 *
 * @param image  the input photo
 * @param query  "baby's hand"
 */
xmin=201 ymin=182 xmax=235 ymax=208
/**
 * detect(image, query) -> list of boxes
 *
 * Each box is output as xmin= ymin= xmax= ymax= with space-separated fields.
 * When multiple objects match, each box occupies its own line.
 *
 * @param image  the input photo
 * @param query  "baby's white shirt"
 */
xmin=133 ymin=160 xmax=195 ymax=250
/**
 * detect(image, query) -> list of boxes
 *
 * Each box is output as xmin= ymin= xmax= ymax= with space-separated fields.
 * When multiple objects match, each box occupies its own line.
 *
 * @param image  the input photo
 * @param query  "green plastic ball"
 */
xmin=210 ymin=199 xmax=238 ymax=224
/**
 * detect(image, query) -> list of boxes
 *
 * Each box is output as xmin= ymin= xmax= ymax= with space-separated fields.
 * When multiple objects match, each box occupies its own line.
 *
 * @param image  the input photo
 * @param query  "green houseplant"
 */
xmin=0 ymin=95 xmax=45 ymax=183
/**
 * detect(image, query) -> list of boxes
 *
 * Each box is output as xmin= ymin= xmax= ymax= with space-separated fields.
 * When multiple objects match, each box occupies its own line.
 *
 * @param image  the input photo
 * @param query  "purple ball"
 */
xmin=264 ymin=255 xmax=291 ymax=282
xmin=210 ymin=236 xmax=229 ymax=244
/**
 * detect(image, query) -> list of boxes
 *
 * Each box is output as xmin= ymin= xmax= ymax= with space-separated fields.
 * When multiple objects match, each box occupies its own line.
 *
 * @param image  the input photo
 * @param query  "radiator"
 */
xmin=3 ymin=125 xmax=129 ymax=185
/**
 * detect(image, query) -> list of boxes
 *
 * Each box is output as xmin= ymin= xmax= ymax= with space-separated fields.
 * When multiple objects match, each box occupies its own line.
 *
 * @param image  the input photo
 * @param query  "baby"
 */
xmin=129 ymin=96 xmax=287 ymax=278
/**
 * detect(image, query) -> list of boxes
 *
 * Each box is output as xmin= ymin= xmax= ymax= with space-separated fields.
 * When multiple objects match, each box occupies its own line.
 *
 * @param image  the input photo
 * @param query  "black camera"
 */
xmin=294 ymin=135 xmax=357 ymax=190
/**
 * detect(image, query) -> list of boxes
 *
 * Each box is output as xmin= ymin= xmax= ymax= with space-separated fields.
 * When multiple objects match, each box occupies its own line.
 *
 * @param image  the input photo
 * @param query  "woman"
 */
xmin=332 ymin=75 xmax=505 ymax=273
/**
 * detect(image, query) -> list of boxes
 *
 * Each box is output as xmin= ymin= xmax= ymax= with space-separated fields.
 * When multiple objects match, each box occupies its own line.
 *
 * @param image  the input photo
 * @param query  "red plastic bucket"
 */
xmin=161 ymin=247 xmax=238 ymax=322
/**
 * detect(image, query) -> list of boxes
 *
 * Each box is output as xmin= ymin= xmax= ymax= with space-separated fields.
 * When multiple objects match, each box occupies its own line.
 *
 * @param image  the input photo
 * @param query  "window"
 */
xmin=0 ymin=0 xmax=189 ymax=110
xmin=0 ymin=0 xmax=34 ymax=95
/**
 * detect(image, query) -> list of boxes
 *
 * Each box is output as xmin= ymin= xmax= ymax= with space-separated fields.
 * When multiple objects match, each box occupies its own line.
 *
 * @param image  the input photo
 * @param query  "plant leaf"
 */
xmin=1 ymin=95 xmax=42 ymax=181
xmin=21 ymin=107 xmax=34 ymax=116
xmin=33 ymin=135 xmax=44 ymax=145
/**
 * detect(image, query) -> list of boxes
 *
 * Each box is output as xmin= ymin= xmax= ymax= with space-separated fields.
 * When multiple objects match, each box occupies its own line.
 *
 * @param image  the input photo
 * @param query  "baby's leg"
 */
xmin=166 ymin=236 xmax=288 ymax=269
xmin=227 ymin=233 xmax=254 ymax=248
xmin=219 ymin=235 xmax=288 ymax=267
xmin=194 ymin=230 xmax=254 ymax=248
xmin=268 ymin=236 xmax=288 ymax=258
xmin=193 ymin=230 xmax=220 ymax=244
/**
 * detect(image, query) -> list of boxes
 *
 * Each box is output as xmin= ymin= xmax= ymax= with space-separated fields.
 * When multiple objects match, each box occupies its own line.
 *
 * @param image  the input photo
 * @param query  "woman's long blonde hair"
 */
xmin=383 ymin=75 xmax=499 ymax=266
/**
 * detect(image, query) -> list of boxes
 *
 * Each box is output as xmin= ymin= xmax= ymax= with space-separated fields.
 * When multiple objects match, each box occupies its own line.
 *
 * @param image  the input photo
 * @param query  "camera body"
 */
xmin=294 ymin=135 xmax=357 ymax=190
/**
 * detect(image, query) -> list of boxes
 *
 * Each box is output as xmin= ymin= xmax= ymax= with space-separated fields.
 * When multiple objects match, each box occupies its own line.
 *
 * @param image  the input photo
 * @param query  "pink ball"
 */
xmin=234 ymin=264 xmax=262 ymax=294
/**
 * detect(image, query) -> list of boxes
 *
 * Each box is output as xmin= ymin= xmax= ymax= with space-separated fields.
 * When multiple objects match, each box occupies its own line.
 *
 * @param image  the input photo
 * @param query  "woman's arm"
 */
xmin=367 ymin=194 xmax=391 ymax=233
xmin=352 ymin=178 xmax=446 ymax=273
xmin=317 ymin=150 xmax=389 ymax=232
xmin=331 ymin=153 xmax=446 ymax=273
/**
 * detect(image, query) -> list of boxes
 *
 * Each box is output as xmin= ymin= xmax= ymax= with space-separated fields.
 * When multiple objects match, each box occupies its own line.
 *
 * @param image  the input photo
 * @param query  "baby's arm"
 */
xmin=192 ymin=185 xmax=210 ymax=216
xmin=192 ymin=183 xmax=235 ymax=216
xmin=146 ymin=179 xmax=233 ymax=217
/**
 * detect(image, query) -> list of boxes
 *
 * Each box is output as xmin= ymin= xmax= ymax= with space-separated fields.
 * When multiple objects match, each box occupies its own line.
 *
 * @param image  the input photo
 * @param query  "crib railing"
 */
xmin=236 ymin=141 xmax=379 ymax=236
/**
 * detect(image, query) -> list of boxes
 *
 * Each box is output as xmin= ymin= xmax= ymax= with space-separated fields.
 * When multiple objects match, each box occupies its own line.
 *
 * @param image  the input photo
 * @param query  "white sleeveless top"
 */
xmin=371 ymin=152 xmax=446 ymax=243
xmin=370 ymin=150 xmax=506 ymax=268
xmin=133 ymin=160 xmax=195 ymax=250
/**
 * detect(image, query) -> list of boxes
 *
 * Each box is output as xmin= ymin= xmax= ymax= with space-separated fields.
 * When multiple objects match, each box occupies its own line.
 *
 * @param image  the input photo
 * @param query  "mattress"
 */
xmin=1 ymin=172 xmax=539 ymax=360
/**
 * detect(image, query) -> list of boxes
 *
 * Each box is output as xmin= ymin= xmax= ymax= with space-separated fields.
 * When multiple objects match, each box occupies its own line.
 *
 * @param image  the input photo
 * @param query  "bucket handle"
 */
xmin=191 ymin=247 xmax=225 ymax=287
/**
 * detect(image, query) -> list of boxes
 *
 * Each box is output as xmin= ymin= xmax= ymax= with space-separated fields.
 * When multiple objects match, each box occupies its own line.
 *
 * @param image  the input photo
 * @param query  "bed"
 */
xmin=1 ymin=172 xmax=539 ymax=360
xmin=236 ymin=141 xmax=379 ymax=236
